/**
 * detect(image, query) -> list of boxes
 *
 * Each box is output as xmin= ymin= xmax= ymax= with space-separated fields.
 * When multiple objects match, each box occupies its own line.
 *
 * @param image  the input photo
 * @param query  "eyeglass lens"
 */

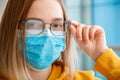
xmin=25 ymin=19 xmax=68 ymax=35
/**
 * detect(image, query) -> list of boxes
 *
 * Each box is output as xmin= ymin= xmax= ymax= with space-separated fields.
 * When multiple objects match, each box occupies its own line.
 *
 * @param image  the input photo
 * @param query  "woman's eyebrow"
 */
xmin=51 ymin=18 xmax=64 ymax=21
xmin=24 ymin=17 xmax=64 ymax=22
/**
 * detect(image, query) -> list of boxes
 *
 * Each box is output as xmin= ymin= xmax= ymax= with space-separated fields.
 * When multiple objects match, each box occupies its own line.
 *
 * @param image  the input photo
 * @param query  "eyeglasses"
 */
xmin=20 ymin=18 xmax=71 ymax=36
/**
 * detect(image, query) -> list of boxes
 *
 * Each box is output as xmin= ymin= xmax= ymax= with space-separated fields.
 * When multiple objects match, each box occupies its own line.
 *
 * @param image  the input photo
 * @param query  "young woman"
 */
xmin=0 ymin=0 xmax=120 ymax=80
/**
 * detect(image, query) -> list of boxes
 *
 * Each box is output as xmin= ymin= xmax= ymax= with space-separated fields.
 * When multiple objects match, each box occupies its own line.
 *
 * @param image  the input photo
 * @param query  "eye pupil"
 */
xmin=54 ymin=24 xmax=60 ymax=28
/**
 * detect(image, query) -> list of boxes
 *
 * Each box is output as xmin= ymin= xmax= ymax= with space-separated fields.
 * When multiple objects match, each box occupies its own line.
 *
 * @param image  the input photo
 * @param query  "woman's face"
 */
xmin=27 ymin=0 xmax=64 ymax=25
xmin=24 ymin=0 xmax=66 ymax=71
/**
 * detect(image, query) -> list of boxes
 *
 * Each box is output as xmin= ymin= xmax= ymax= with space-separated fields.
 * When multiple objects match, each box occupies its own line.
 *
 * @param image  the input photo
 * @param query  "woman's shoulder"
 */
xmin=74 ymin=70 xmax=100 ymax=80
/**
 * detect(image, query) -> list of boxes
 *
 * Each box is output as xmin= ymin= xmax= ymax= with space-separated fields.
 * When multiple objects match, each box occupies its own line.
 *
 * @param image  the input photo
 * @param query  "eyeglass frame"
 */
xmin=19 ymin=18 xmax=71 ymax=36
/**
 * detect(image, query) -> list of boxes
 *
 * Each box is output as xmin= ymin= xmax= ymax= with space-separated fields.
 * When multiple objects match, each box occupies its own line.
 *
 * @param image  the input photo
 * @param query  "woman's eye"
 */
xmin=54 ymin=24 xmax=60 ymax=28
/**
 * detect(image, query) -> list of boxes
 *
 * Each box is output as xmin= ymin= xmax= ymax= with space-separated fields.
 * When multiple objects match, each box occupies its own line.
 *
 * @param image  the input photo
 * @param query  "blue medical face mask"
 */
xmin=25 ymin=29 xmax=66 ymax=70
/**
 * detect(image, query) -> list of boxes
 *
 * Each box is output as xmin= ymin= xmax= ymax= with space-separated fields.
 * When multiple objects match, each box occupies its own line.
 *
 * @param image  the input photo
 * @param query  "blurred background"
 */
xmin=1 ymin=0 xmax=120 ymax=79
xmin=63 ymin=0 xmax=120 ymax=79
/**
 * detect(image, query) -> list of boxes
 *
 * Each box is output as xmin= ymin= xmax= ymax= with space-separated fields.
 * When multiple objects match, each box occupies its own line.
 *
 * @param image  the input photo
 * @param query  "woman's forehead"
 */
xmin=26 ymin=0 xmax=64 ymax=22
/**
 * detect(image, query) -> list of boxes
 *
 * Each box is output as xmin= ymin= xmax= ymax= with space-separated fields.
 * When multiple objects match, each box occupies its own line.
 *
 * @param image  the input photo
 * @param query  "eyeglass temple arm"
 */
xmin=65 ymin=21 xmax=71 ymax=27
xmin=19 ymin=20 xmax=26 ymax=25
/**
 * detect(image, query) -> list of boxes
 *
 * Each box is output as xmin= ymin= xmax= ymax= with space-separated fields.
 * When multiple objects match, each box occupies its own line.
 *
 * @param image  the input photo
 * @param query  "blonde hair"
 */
xmin=0 ymin=0 xmax=78 ymax=80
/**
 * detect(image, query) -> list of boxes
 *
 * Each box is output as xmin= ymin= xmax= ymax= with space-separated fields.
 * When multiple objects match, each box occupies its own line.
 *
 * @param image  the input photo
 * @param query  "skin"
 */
xmin=26 ymin=0 xmax=108 ymax=80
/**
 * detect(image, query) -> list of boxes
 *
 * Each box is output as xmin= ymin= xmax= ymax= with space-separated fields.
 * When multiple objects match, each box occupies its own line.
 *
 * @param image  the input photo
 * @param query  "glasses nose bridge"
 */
xmin=44 ymin=23 xmax=51 ymax=30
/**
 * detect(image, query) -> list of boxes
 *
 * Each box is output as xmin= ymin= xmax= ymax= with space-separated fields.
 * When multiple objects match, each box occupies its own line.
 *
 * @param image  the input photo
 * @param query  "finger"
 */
xmin=82 ymin=26 xmax=90 ymax=44
xmin=89 ymin=26 xmax=103 ymax=40
xmin=76 ymin=24 xmax=83 ymax=41
xmin=89 ymin=26 xmax=96 ymax=40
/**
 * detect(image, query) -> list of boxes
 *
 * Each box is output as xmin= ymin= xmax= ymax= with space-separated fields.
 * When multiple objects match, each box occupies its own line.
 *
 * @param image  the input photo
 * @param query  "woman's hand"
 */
xmin=68 ymin=20 xmax=109 ymax=61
